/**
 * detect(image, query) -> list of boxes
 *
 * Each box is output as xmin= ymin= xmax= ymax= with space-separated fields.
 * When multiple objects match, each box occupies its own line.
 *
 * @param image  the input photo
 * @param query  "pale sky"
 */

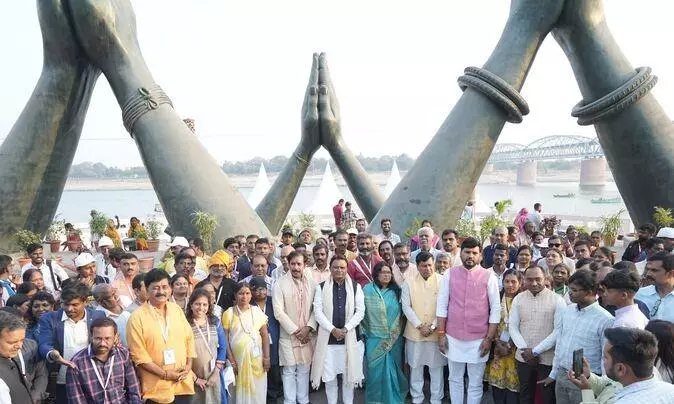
xmin=1 ymin=0 xmax=673 ymax=168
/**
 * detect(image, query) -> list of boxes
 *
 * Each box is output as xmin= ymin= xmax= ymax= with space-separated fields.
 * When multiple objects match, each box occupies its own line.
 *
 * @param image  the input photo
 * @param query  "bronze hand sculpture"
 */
xmin=552 ymin=0 xmax=674 ymax=225
xmin=0 ymin=0 xmax=100 ymax=251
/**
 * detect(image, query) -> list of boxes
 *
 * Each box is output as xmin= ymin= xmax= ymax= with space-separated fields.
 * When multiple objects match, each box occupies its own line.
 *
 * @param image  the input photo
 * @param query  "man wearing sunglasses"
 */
xmin=538 ymin=235 xmax=576 ymax=272
xmin=636 ymin=252 xmax=674 ymax=322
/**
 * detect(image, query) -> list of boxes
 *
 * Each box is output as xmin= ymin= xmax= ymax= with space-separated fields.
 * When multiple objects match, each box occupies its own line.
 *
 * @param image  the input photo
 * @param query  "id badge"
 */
xmin=251 ymin=343 xmax=261 ymax=358
xmin=163 ymin=349 xmax=176 ymax=365
xmin=499 ymin=330 xmax=510 ymax=342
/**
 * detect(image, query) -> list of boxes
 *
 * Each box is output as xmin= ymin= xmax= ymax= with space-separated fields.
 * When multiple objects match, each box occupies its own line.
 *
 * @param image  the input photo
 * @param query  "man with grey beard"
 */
xmin=393 ymin=243 xmax=418 ymax=286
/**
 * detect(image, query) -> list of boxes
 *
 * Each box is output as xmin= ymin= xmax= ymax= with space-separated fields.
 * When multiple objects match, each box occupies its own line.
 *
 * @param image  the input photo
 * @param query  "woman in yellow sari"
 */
xmin=104 ymin=218 xmax=122 ymax=248
xmin=127 ymin=216 xmax=148 ymax=250
xmin=222 ymin=282 xmax=271 ymax=404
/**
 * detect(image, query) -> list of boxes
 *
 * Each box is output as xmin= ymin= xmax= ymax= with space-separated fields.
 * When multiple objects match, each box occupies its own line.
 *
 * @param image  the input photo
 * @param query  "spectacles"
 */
xmin=549 ymin=243 xmax=562 ymax=247
xmin=650 ymin=298 xmax=662 ymax=317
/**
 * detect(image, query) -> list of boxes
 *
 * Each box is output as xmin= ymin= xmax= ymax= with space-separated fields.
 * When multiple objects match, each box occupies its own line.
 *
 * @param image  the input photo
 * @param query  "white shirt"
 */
xmin=376 ymin=233 xmax=401 ymax=245
xmin=96 ymin=305 xmax=132 ymax=346
xmin=21 ymin=261 xmax=69 ymax=294
xmin=613 ymin=304 xmax=649 ymax=329
xmin=53 ymin=311 xmax=89 ymax=384
xmin=635 ymin=260 xmax=647 ymax=276
xmin=95 ymin=254 xmax=115 ymax=280
xmin=488 ymin=267 xmax=507 ymax=291
xmin=635 ymin=285 xmax=674 ymax=323
xmin=614 ymin=377 xmax=674 ymax=403
xmin=549 ymin=302 xmax=614 ymax=380
xmin=0 ymin=378 xmax=9 ymax=404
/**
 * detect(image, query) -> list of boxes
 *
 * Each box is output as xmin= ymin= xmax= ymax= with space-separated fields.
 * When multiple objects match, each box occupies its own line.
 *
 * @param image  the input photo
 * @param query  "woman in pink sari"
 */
xmin=513 ymin=208 xmax=529 ymax=233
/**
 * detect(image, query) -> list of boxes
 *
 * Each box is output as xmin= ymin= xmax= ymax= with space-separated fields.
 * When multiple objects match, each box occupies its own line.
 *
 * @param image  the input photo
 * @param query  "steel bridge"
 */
xmin=488 ymin=136 xmax=604 ymax=163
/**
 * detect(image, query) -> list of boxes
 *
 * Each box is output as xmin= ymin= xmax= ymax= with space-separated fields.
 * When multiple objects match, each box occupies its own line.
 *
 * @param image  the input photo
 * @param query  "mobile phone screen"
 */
xmin=573 ymin=349 xmax=584 ymax=378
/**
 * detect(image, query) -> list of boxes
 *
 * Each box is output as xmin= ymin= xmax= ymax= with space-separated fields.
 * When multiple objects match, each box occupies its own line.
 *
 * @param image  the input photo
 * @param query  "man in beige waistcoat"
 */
xmin=272 ymin=251 xmax=317 ymax=404
xmin=401 ymin=251 xmax=446 ymax=404
xmin=508 ymin=266 xmax=566 ymax=404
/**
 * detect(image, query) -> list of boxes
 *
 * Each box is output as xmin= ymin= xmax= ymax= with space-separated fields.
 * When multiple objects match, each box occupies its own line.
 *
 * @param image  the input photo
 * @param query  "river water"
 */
xmin=56 ymin=181 xmax=628 ymax=224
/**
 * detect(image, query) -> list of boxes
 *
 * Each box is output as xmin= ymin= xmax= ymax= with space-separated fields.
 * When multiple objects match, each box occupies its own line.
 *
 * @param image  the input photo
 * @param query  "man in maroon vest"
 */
xmin=436 ymin=237 xmax=501 ymax=404
xmin=347 ymin=233 xmax=383 ymax=287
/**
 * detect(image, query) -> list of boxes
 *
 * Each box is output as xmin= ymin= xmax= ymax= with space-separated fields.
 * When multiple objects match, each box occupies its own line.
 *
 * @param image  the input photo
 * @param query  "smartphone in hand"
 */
xmin=573 ymin=349 xmax=584 ymax=378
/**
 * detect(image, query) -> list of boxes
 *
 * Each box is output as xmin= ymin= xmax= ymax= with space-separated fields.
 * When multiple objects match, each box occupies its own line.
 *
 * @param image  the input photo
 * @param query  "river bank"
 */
xmin=64 ymin=168 xmax=596 ymax=191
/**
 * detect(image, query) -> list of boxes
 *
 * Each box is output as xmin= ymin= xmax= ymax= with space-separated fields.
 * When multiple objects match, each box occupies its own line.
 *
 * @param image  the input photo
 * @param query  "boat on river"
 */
xmin=591 ymin=197 xmax=621 ymax=204
xmin=553 ymin=193 xmax=575 ymax=198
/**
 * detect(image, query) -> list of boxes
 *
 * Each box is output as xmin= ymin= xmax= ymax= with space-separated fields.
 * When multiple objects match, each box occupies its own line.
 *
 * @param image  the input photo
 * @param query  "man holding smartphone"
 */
xmin=541 ymin=269 xmax=614 ymax=404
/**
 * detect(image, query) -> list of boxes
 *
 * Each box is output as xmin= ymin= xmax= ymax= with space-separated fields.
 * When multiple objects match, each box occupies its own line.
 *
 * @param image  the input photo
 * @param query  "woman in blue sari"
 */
xmin=361 ymin=261 xmax=408 ymax=404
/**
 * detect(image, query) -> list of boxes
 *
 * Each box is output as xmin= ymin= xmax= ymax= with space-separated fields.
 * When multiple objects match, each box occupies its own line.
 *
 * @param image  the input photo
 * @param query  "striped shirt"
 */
xmin=65 ymin=345 xmax=142 ymax=404
xmin=614 ymin=377 xmax=674 ymax=403
xmin=549 ymin=301 xmax=614 ymax=379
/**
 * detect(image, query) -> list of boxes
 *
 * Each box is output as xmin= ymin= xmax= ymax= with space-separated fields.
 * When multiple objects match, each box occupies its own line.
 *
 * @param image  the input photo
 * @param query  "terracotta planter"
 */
xmin=138 ymin=257 xmax=155 ymax=272
xmin=147 ymin=239 xmax=160 ymax=252
xmin=49 ymin=240 xmax=61 ymax=253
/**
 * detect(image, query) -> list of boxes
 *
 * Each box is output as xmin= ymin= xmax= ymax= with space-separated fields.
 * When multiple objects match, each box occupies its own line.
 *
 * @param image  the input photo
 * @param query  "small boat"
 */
xmin=154 ymin=203 xmax=163 ymax=213
xmin=591 ymin=197 xmax=621 ymax=204
xmin=553 ymin=193 xmax=575 ymax=198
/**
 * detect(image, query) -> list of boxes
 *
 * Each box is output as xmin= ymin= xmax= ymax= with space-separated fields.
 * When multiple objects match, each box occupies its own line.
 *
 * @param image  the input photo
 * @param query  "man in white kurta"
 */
xmin=401 ymin=251 xmax=446 ymax=404
xmin=311 ymin=256 xmax=365 ymax=404
xmin=436 ymin=238 xmax=501 ymax=404
xmin=272 ymin=251 xmax=317 ymax=404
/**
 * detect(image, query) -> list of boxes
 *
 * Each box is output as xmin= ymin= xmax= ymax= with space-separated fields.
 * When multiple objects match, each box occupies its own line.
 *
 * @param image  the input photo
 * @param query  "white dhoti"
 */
xmin=446 ymin=335 xmax=488 ymax=404
xmin=322 ymin=343 xmax=364 ymax=404
xmin=406 ymin=340 xmax=446 ymax=404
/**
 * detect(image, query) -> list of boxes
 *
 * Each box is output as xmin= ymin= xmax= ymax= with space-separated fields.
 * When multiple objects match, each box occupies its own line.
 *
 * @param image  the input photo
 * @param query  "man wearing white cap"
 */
xmin=656 ymin=227 xmax=674 ymax=253
xmin=74 ymin=252 xmax=109 ymax=289
xmin=160 ymin=236 xmax=190 ymax=276
xmin=95 ymin=235 xmax=116 ymax=280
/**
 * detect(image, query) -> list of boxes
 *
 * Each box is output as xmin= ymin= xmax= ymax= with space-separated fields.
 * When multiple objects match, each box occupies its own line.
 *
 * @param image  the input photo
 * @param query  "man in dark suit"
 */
xmin=37 ymin=281 xmax=106 ymax=402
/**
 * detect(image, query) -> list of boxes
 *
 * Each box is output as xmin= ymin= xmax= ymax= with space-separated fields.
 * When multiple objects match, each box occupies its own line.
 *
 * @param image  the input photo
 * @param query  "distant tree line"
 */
xmin=67 ymin=154 xmax=416 ymax=179
xmin=67 ymin=157 xmax=578 ymax=179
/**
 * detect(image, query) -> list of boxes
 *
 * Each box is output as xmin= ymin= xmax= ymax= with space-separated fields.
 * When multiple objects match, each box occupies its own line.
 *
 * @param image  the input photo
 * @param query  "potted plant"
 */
xmin=145 ymin=217 xmax=163 ymax=252
xmin=653 ymin=206 xmax=674 ymax=230
xmin=599 ymin=209 xmax=625 ymax=247
xmin=46 ymin=217 xmax=65 ymax=253
xmin=89 ymin=211 xmax=109 ymax=247
xmin=192 ymin=210 xmax=218 ymax=253
xmin=13 ymin=229 xmax=42 ymax=267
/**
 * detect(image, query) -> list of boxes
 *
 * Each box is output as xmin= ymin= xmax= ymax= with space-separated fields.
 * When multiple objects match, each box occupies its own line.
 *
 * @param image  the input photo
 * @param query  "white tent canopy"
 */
xmin=247 ymin=163 xmax=271 ymax=208
xmin=307 ymin=163 xmax=343 ymax=215
xmin=384 ymin=160 xmax=401 ymax=197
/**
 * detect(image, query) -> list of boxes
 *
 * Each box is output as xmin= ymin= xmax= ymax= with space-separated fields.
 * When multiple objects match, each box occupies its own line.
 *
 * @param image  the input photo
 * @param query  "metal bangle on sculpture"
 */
xmin=571 ymin=67 xmax=658 ymax=126
xmin=122 ymin=85 xmax=174 ymax=134
xmin=463 ymin=66 xmax=530 ymax=115
xmin=457 ymin=67 xmax=528 ymax=124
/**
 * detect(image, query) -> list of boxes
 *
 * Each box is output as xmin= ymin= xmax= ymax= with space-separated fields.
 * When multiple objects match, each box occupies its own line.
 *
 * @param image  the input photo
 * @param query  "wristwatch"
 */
xmin=429 ymin=324 xmax=437 ymax=331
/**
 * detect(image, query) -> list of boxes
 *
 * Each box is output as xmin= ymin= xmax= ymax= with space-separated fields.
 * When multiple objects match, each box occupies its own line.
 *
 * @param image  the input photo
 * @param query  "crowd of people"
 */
xmin=0 ymin=203 xmax=674 ymax=404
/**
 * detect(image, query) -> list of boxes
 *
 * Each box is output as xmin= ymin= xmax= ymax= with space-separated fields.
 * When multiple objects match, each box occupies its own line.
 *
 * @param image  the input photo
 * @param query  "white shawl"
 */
xmin=310 ymin=276 xmax=364 ymax=389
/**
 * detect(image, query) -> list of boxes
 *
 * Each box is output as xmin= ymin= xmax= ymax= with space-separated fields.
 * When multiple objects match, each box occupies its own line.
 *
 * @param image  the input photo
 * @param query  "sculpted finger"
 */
xmin=302 ymin=53 xmax=319 ymax=116
xmin=319 ymin=53 xmax=340 ymax=119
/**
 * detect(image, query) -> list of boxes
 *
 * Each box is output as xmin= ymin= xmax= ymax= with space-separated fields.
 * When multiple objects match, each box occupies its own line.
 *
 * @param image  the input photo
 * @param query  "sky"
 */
xmin=0 ymin=0 xmax=673 ymax=168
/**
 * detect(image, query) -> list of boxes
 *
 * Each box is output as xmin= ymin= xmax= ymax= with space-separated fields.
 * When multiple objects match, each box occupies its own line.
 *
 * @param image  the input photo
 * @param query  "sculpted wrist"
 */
xmin=121 ymin=84 xmax=174 ymax=135
xmin=458 ymin=67 xmax=529 ymax=123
